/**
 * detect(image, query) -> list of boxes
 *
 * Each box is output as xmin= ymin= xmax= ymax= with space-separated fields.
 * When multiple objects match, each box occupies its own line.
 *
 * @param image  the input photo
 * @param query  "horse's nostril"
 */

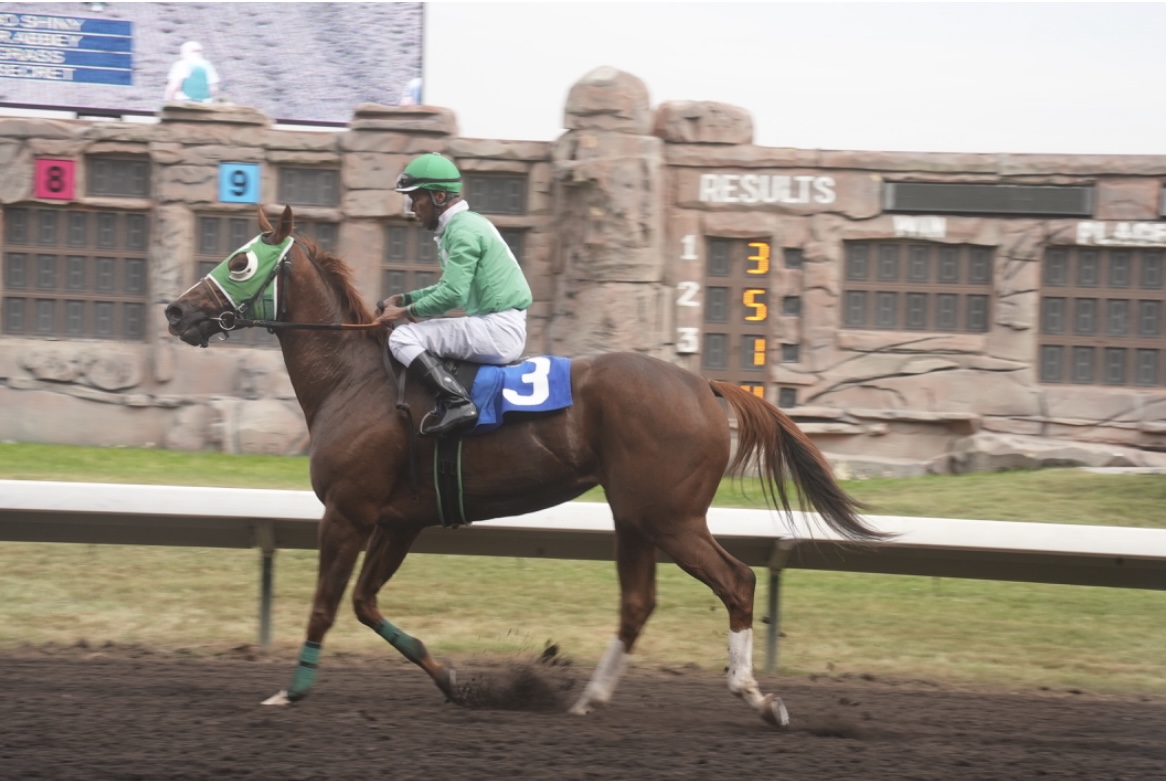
xmin=164 ymin=303 xmax=182 ymax=324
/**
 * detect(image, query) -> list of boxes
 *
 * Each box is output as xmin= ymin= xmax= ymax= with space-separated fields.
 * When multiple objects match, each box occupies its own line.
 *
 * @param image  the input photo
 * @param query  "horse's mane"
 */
xmin=296 ymin=234 xmax=381 ymax=343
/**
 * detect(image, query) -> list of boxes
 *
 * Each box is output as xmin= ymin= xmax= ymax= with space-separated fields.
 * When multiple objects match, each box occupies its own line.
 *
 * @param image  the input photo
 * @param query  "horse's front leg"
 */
xmin=351 ymin=524 xmax=457 ymax=700
xmin=262 ymin=509 xmax=371 ymax=705
xmin=569 ymin=523 xmax=656 ymax=715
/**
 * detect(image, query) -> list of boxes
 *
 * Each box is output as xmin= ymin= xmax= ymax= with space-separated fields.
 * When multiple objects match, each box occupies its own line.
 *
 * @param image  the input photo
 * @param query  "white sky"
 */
xmin=424 ymin=1 xmax=1166 ymax=155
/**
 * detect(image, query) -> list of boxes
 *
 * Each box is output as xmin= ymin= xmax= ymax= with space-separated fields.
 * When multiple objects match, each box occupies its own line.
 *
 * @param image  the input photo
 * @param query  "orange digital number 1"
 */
xmin=747 ymin=242 xmax=770 ymax=275
xmin=752 ymin=337 xmax=766 ymax=366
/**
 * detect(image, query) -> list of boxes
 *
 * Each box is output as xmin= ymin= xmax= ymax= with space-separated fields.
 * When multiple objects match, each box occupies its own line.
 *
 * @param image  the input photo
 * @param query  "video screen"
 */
xmin=0 ymin=2 xmax=424 ymax=124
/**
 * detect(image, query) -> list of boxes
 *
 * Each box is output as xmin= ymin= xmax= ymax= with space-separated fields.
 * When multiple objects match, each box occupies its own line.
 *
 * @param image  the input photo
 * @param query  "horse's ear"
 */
xmin=257 ymin=207 xmax=273 ymax=236
xmin=275 ymin=205 xmax=294 ymax=244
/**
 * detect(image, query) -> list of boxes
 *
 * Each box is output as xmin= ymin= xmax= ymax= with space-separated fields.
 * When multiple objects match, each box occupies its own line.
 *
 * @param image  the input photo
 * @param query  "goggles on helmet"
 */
xmin=394 ymin=172 xmax=462 ymax=193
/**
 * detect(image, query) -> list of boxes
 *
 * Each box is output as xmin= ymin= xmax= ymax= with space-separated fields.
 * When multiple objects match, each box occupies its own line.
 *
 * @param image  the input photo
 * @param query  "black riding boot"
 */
xmin=408 ymin=351 xmax=479 ymax=437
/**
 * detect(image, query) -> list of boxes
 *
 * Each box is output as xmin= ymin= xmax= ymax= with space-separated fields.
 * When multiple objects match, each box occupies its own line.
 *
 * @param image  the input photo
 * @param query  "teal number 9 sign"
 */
xmin=219 ymin=163 xmax=261 ymax=203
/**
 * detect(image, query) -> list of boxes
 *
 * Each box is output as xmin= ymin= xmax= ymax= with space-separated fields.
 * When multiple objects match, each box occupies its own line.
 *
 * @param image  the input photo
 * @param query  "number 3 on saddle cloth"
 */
xmin=468 ymin=355 xmax=573 ymax=434
xmin=430 ymin=355 xmax=573 ymax=528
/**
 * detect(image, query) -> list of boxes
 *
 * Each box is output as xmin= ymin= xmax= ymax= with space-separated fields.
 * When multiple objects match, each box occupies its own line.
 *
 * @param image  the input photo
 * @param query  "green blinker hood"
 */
xmin=205 ymin=233 xmax=294 ymax=320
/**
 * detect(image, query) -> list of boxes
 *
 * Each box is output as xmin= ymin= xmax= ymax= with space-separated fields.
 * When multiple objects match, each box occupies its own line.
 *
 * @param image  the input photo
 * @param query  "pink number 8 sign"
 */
xmin=35 ymin=158 xmax=76 ymax=201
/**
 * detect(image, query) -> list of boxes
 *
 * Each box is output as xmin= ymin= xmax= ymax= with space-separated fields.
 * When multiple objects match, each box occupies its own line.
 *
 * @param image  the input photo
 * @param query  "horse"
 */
xmin=165 ymin=205 xmax=886 ymax=727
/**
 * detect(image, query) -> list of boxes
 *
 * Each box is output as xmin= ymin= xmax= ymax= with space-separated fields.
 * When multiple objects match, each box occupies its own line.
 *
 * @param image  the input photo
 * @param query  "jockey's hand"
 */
xmin=374 ymin=296 xmax=414 ymax=328
xmin=376 ymin=294 xmax=404 ymax=315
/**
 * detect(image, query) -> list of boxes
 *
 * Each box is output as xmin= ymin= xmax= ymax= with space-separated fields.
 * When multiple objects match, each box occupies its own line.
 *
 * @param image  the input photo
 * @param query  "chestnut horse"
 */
xmin=165 ymin=206 xmax=883 ymax=727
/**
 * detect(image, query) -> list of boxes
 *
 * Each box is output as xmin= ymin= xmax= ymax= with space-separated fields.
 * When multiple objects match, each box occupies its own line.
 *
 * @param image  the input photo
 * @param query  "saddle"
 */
xmin=398 ymin=355 xmax=573 ymax=529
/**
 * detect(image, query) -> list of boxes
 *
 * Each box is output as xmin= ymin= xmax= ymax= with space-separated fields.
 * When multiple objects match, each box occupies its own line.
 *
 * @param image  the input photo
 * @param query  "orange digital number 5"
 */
xmin=743 ymin=288 xmax=767 ymax=322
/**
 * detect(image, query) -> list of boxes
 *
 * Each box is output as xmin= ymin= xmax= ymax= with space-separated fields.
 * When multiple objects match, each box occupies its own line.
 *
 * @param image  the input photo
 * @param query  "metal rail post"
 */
xmin=254 ymin=520 xmax=277 ymax=652
xmin=764 ymin=539 xmax=796 ymax=673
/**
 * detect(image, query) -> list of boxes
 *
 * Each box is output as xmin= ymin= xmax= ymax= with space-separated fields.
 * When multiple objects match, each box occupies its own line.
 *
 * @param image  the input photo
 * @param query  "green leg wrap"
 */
xmin=376 ymin=619 xmax=426 ymax=665
xmin=287 ymin=640 xmax=322 ymax=700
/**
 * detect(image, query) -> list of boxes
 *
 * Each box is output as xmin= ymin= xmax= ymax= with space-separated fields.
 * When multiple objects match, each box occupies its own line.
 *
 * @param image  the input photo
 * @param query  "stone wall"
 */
xmin=0 ymin=101 xmax=553 ymax=455
xmin=2 ymin=66 xmax=1166 ymax=473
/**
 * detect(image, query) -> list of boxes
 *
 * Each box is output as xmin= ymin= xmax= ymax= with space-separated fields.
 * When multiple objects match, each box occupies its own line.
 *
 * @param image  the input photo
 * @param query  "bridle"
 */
xmin=206 ymin=235 xmax=381 ymax=336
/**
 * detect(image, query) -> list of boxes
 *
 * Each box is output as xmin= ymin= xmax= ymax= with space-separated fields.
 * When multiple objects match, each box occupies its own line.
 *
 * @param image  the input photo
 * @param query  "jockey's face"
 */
xmin=408 ymin=189 xmax=447 ymax=231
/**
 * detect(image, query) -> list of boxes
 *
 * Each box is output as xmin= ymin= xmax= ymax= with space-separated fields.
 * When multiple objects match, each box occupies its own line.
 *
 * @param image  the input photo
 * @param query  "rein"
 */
xmin=212 ymin=311 xmax=381 ymax=333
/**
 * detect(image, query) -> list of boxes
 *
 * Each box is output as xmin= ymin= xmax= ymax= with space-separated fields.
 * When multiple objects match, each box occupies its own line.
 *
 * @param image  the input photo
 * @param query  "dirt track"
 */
xmin=3 ymin=644 xmax=1164 ymax=781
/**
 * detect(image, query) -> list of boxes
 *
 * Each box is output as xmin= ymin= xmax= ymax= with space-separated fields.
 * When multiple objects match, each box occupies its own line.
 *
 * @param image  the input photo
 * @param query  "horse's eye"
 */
xmin=228 ymin=251 xmax=259 ymax=281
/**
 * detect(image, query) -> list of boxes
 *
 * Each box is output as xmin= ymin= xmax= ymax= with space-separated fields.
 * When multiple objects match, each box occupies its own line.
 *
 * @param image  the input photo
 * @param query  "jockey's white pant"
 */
xmin=388 ymin=309 xmax=527 ymax=368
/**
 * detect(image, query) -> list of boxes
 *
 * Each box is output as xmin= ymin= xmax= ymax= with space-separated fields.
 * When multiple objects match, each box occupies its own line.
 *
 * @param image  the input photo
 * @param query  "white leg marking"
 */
xmin=728 ymin=629 xmax=789 ymax=726
xmin=261 ymin=689 xmax=292 ymax=706
xmin=568 ymin=637 xmax=628 ymax=715
xmin=727 ymin=629 xmax=765 ymax=706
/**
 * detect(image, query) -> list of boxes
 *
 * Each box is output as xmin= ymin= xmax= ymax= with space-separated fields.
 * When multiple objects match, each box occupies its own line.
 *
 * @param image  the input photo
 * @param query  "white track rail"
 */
xmin=2 ymin=480 xmax=1164 ymax=667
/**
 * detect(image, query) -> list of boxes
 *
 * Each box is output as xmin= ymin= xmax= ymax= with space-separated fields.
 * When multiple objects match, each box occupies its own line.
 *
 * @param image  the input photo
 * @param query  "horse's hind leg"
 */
xmin=570 ymin=524 xmax=657 ymax=716
xmin=653 ymin=523 xmax=789 ymax=727
xmin=351 ymin=524 xmax=456 ymax=700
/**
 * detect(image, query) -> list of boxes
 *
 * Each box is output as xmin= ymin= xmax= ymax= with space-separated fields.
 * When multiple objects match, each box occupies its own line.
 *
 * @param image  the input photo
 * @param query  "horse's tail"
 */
xmin=711 ymin=381 xmax=889 ymax=542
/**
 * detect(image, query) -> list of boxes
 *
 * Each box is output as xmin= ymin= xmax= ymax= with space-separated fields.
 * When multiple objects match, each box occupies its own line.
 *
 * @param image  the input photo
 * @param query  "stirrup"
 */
xmin=419 ymin=402 xmax=478 ymax=437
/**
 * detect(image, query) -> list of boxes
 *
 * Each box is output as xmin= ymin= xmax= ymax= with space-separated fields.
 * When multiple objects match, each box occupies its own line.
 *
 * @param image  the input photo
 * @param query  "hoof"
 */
xmin=436 ymin=666 xmax=458 ymax=703
xmin=569 ymin=690 xmax=612 ymax=716
xmin=760 ymin=693 xmax=790 ymax=727
xmin=261 ymin=689 xmax=293 ymax=706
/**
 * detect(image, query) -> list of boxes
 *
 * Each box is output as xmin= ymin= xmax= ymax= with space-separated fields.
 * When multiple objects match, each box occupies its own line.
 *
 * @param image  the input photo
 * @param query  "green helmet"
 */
xmin=395 ymin=153 xmax=462 ymax=194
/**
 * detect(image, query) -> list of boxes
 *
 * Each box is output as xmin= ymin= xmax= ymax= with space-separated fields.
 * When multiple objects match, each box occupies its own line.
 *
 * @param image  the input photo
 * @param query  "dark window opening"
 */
xmin=2 ymin=206 xmax=149 ymax=341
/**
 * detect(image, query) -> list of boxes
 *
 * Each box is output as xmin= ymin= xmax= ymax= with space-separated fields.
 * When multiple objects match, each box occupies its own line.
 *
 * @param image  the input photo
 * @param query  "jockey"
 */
xmin=375 ymin=153 xmax=533 ymax=437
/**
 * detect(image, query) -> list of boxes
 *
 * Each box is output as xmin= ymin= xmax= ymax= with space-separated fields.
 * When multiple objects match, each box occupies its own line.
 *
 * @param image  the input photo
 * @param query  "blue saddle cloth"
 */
xmin=468 ymin=356 xmax=573 ymax=434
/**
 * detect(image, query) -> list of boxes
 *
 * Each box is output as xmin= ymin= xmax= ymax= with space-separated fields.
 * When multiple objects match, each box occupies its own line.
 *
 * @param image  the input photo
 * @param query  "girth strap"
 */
xmin=431 ymin=359 xmax=481 ymax=529
xmin=434 ymin=435 xmax=467 ymax=528
xmin=383 ymin=350 xmax=482 ymax=523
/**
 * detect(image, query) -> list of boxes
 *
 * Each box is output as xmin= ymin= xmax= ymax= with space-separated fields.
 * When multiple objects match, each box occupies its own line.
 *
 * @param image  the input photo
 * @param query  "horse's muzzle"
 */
xmin=165 ymin=302 xmax=219 ymax=348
